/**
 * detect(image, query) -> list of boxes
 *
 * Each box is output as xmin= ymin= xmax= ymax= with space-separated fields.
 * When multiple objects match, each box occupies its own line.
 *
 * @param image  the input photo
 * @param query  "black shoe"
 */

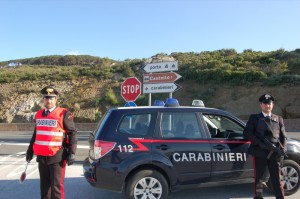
xmin=254 ymin=197 xmax=263 ymax=199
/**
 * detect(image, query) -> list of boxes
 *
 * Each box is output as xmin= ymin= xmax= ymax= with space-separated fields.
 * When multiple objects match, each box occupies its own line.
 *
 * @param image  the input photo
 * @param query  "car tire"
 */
xmin=267 ymin=159 xmax=300 ymax=196
xmin=125 ymin=169 xmax=168 ymax=199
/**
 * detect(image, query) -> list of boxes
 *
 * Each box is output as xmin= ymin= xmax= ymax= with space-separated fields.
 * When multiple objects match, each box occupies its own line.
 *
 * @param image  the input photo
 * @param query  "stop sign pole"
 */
xmin=121 ymin=77 xmax=141 ymax=102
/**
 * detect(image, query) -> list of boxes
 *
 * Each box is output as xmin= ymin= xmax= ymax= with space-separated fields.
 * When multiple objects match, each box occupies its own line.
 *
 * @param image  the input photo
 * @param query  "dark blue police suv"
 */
xmin=83 ymin=99 xmax=300 ymax=199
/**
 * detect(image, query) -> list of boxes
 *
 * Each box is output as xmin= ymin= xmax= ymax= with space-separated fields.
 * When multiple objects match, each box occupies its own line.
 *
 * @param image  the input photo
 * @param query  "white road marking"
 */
xmin=1 ymin=142 xmax=89 ymax=180
xmin=1 ymin=155 xmax=83 ymax=180
xmin=6 ymin=158 xmax=39 ymax=178
xmin=0 ymin=155 xmax=27 ymax=170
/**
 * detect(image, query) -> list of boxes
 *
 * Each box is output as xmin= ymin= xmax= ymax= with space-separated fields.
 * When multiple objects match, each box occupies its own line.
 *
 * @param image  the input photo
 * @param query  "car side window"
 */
xmin=118 ymin=113 xmax=152 ymax=136
xmin=160 ymin=112 xmax=202 ymax=139
xmin=202 ymin=114 xmax=244 ymax=139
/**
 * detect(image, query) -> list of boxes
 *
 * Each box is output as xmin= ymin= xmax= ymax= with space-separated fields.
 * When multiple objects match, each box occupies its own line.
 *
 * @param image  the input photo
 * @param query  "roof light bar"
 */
xmin=153 ymin=100 xmax=165 ymax=106
xmin=165 ymin=98 xmax=180 ymax=107
xmin=192 ymin=99 xmax=205 ymax=107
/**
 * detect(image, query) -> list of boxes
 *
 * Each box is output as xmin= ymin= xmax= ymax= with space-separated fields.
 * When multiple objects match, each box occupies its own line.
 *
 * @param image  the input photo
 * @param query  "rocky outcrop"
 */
xmin=285 ymin=102 xmax=300 ymax=118
xmin=0 ymin=78 xmax=299 ymax=123
xmin=193 ymin=84 xmax=300 ymax=120
xmin=73 ymin=108 xmax=98 ymax=122
xmin=171 ymin=80 xmax=300 ymax=120
xmin=0 ymin=80 xmax=108 ymax=123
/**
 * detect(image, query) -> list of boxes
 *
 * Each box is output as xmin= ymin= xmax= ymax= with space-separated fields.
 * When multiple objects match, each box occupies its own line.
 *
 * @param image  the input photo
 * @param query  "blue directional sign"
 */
xmin=124 ymin=101 xmax=137 ymax=107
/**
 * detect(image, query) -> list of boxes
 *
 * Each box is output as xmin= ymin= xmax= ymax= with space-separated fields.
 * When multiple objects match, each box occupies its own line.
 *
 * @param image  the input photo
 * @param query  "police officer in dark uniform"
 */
xmin=243 ymin=94 xmax=287 ymax=199
xmin=26 ymin=86 xmax=78 ymax=199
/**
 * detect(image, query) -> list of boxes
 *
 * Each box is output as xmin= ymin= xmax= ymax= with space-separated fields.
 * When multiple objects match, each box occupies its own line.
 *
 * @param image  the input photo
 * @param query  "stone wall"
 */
xmin=0 ymin=119 xmax=299 ymax=132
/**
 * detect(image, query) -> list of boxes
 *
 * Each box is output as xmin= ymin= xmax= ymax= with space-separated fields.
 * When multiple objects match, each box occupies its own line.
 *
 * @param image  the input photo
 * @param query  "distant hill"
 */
xmin=0 ymin=48 xmax=299 ymax=123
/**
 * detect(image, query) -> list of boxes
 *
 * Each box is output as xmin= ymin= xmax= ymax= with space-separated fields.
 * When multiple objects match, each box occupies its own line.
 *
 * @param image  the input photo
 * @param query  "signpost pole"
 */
xmin=149 ymin=93 xmax=151 ymax=106
xmin=169 ymin=70 xmax=173 ymax=99
xmin=148 ymin=72 xmax=152 ymax=106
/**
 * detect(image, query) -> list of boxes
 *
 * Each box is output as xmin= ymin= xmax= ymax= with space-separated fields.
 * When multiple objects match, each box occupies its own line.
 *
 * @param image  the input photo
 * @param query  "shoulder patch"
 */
xmin=271 ymin=114 xmax=279 ymax=122
xmin=68 ymin=112 xmax=74 ymax=120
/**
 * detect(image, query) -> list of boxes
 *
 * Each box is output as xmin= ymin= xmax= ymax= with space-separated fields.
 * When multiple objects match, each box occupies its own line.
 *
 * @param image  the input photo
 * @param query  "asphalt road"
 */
xmin=1 ymin=131 xmax=300 ymax=199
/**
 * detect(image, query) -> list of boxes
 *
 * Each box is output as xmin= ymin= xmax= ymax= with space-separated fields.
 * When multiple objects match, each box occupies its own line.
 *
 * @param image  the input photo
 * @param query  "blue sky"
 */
xmin=1 ymin=0 xmax=299 ymax=62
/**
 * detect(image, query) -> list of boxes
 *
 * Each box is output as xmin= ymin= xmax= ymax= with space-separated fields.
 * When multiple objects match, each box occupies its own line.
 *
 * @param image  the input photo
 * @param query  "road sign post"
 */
xmin=121 ymin=77 xmax=141 ymax=102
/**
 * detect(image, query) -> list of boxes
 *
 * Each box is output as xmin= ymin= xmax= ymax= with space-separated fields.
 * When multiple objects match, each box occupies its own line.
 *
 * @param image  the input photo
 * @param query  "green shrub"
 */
xmin=1 ymin=49 xmax=300 ymax=86
xmin=105 ymin=88 xmax=118 ymax=105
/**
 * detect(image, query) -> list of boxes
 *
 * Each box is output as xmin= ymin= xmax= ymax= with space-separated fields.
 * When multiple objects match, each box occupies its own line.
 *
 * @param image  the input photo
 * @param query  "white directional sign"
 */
xmin=143 ymin=72 xmax=182 ymax=83
xmin=143 ymin=83 xmax=181 ymax=94
xmin=143 ymin=61 xmax=178 ymax=73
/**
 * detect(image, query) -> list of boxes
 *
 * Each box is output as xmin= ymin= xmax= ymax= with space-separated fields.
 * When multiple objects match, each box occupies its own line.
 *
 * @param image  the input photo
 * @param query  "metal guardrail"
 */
xmin=0 ymin=123 xmax=98 ymax=132
xmin=0 ymin=119 xmax=299 ymax=132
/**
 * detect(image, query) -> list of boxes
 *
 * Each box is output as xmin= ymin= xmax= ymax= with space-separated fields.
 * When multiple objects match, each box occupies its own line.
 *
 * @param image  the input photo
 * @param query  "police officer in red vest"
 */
xmin=244 ymin=94 xmax=287 ymax=199
xmin=26 ymin=85 xmax=78 ymax=199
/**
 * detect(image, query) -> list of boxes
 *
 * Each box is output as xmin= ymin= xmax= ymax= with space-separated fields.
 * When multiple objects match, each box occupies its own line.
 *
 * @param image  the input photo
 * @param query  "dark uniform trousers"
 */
xmin=253 ymin=153 xmax=284 ymax=199
xmin=39 ymin=160 xmax=66 ymax=199
xmin=38 ymin=159 xmax=66 ymax=199
xmin=37 ymin=148 xmax=67 ymax=199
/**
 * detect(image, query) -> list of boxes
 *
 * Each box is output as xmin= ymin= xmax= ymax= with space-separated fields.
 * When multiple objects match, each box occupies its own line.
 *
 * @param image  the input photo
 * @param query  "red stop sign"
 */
xmin=121 ymin=77 xmax=141 ymax=102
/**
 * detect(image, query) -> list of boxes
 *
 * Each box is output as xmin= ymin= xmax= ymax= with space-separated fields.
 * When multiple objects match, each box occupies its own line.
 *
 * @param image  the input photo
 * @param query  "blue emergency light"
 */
xmin=164 ymin=98 xmax=180 ymax=107
xmin=153 ymin=100 xmax=165 ymax=106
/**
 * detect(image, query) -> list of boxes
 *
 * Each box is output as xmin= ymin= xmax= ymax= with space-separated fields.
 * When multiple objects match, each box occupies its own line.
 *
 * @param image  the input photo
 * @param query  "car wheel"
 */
xmin=282 ymin=159 xmax=300 ymax=196
xmin=125 ymin=169 xmax=168 ymax=199
xmin=267 ymin=159 xmax=300 ymax=196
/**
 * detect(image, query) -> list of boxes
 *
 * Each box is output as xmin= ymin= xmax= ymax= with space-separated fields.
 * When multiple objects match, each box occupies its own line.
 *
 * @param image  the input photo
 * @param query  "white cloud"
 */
xmin=66 ymin=50 xmax=81 ymax=56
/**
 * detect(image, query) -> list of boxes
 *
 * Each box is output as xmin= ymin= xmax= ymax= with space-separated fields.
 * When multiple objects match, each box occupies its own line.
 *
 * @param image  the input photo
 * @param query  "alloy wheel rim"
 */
xmin=134 ymin=177 xmax=162 ymax=199
xmin=282 ymin=165 xmax=299 ymax=191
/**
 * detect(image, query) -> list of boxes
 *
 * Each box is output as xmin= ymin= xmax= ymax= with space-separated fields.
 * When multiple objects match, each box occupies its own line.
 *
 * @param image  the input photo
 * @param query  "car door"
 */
xmin=152 ymin=110 xmax=212 ymax=185
xmin=200 ymin=112 xmax=253 ymax=181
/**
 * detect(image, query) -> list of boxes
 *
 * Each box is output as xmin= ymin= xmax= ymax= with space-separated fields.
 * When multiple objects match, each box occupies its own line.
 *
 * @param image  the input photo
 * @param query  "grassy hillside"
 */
xmin=0 ymin=48 xmax=299 ymax=122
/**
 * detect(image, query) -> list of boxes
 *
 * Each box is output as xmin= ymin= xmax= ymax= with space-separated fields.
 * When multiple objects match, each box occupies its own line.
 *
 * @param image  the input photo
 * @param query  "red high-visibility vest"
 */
xmin=33 ymin=107 xmax=66 ymax=156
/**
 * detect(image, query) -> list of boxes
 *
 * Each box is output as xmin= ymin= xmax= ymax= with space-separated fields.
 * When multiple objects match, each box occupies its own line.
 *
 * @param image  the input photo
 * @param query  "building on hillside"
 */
xmin=8 ymin=62 xmax=22 ymax=67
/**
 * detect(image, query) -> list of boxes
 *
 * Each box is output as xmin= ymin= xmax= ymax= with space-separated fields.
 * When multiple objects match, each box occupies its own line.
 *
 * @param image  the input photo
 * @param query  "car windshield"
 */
xmin=203 ymin=114 xmax=244 ymax=139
